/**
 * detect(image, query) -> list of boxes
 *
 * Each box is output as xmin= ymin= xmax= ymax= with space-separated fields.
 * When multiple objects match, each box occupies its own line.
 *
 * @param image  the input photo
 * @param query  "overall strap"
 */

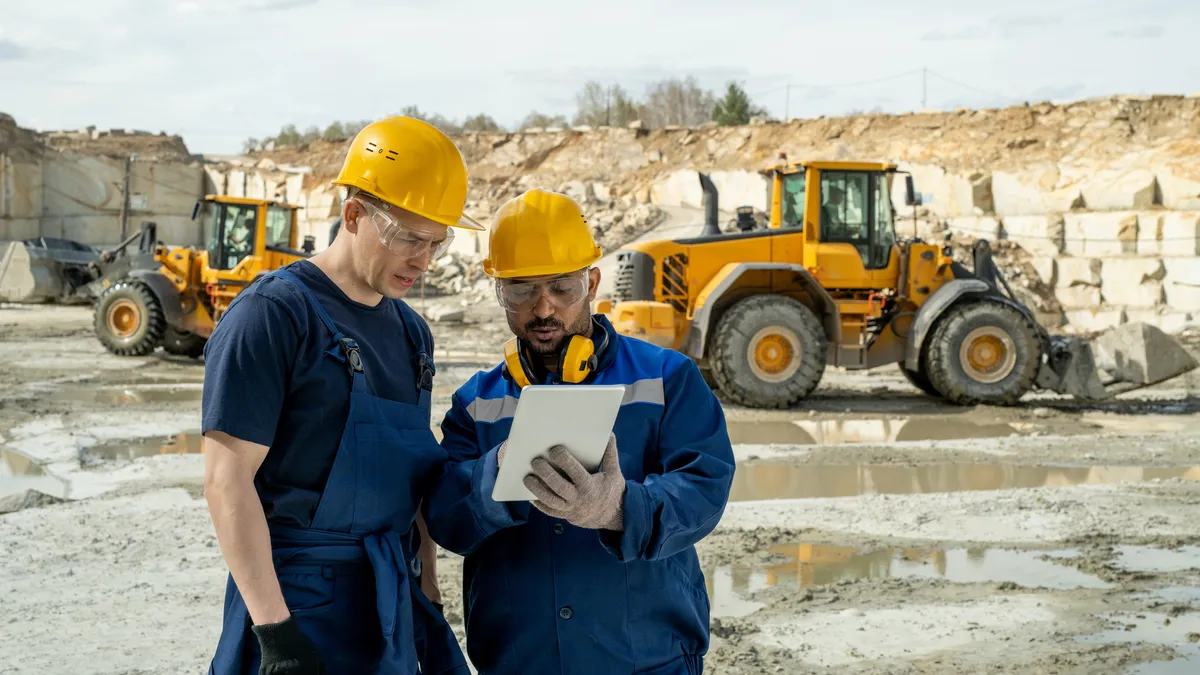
xmin=394 ymin=300 xmax=435 ymax=414
xmin=271 ymin=269 xmax=367 ymax=393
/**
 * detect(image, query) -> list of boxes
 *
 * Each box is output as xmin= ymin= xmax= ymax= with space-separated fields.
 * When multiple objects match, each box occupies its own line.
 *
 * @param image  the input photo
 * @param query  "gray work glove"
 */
xmin=523 ymin=434 xmax=625 ymax=531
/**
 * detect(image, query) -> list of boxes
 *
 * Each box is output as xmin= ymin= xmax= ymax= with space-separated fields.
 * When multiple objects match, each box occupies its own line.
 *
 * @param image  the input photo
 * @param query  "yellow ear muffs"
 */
xmin=502 ymin=318 xmax=610 ymax=388
xmin=502 ymin=337 xmax=533 ymax=389
xmin=558 ymin=335 xmax=596 ymax=384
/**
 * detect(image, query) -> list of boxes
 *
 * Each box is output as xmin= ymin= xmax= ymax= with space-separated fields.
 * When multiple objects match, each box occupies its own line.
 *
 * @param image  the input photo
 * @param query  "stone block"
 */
xmin=1079 ymin=169 xmax=1160 ymax=211
xmin=1136 ymin=213 xmax=1165 ymax=256
xmin=1100 ymin=258 xmax=1165 ymax=308
xmin=1163 ymin=258 xmax=1200 ymax=286
xmin=649 ymin=170 xmax=703 ymax=209
xmin=1055 ymin=285 xmax=1101 ymax=309
xmin=1064 ymin=212 xmax=1138 ymax=257
xmin=1064 ymin=309 xmax=1126 ymax=334
xmin=709 ymin=170 xmax=770 ymax=212
xmin=227 ymin=169 xmax=246 ymax=198
xmin=1031 ymin=257 xmax=1056 ymax=286
xmin=1055 ymin=257 xmax=1101 ymax=287
xmin=1125 ymin=310 xmax=1193 ymax=334
xmin=992 ymin=169 xmax=1079 ymax=215
xmin=592 ymin=182 xmax=612 ymax=203
xmin=1002 ymin=215 xmax=1065 ymax=256
xmin=890 ymin=164 xmax=990 ymax=217
xmin=1161 ymin=212 xmax=1200 ymax=256
xmin=1164 ymin=282 xmax=1200 ymax=312
xmin=1157 ymin=172 xmax=1200 ymax=210
xmin=947 ymin=216 xmax=1001 ymax=239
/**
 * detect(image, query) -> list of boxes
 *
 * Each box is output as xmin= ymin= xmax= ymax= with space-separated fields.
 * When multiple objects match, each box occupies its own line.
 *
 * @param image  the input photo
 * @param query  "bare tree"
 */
xmin=573 ymin=81 xmax=640 ymax=127
xmin=518 ymin=110 xmax=570 ymax=130
xmin=641 ymin=76 xmax=717 ymax=128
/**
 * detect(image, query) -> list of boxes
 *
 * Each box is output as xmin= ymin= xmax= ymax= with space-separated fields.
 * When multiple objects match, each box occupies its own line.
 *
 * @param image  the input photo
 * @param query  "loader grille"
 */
xmin=661 ymin=253 xmax=689 ymax=312
xmin=613 ymin=250 xmax=655 ymax=302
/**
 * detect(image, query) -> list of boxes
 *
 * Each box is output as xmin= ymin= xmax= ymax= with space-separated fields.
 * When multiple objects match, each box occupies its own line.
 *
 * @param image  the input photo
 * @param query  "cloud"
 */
xmin=921 ymin=26 xmax=985 ymax=42
xmin=0 ymin=39 xmax=29 ymax=61
xmin=246 ymin=0 xmax=319 ymax=11
xmin=1105 ymin=25 xmax=1165 ymax=38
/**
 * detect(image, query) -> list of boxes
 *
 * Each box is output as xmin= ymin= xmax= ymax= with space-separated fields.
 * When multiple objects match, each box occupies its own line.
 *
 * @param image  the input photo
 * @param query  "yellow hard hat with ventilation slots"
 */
xmin=483 ymin=189 xmax=603 ymax=278
xmin=332 ymin=116 xmax=485 ymax=231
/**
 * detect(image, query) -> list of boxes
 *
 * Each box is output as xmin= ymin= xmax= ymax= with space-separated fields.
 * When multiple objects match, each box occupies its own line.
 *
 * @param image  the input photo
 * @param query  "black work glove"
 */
xmin=251 ymin=616 xmax=327 ymax=675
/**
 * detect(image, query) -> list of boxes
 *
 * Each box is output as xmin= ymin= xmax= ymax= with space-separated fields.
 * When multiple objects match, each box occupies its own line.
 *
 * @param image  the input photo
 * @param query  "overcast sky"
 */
xmin=2 ymin=0 xmax=1197 ymax=155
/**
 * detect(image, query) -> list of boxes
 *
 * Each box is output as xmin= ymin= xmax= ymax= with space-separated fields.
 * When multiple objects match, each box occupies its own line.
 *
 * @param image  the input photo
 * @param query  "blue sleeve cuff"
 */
xmin=597 ymin=480 xmax=651 ymax=561
xmin=472 ymin=444 xmax=530 ymax=530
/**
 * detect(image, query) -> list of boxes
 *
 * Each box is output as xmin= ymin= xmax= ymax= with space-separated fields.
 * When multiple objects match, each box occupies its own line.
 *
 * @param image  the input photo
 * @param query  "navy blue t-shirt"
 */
xmin=200 ymin=260 xmax=430 ymax=528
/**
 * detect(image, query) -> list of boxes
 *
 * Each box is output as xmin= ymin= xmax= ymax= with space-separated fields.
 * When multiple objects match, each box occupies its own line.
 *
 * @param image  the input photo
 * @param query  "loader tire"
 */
xmin=162 ymin=327 xmax=207 ymax=359
xmin=898 ymin=363 xmax=940 ymax=397
xmin=926 ymin=301 xmax=1039 ymax=406
xmin=709 ymin=295 xmax=826 ymax=409
xmin=94 ymin=280 xmax=166 ymax=357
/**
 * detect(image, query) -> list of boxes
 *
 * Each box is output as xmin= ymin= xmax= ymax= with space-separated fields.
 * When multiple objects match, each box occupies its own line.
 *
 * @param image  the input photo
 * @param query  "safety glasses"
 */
xmin=495 ymin=270 xmax=589 ymax=312
xmin=357 ymin=196 xmax=455 ymax=260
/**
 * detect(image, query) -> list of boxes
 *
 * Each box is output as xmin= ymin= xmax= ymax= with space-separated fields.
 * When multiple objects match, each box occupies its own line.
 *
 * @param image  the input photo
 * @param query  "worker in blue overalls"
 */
xmin=423 ymin=189 xmax=737 ymax=674
xmin=201 ymin=116 xmax=482 ymax=674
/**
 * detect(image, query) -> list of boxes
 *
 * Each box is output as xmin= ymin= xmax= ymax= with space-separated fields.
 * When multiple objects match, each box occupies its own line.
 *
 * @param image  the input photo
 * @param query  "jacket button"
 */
xmin=559 ymin=606 xmax=573 ymax=620
xmin=553 ymin=523 xmax=565 ymax=535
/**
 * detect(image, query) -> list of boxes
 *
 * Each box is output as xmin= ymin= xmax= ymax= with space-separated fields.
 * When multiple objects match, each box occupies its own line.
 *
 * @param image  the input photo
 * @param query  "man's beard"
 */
xmin=512 ymin=311 xmax=592 ymax=355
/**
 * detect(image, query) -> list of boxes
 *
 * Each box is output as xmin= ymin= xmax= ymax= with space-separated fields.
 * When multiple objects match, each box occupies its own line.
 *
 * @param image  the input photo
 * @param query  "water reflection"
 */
xmin=726 ymin=416 xmax=1020 ymax=446
xmin=730 ymin=462 xmax=1200 ymax=501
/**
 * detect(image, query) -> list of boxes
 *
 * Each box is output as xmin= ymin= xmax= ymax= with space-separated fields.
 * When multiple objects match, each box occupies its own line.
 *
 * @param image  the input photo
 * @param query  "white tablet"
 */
xmin=491 ymin=384 xmax=627 ymax=502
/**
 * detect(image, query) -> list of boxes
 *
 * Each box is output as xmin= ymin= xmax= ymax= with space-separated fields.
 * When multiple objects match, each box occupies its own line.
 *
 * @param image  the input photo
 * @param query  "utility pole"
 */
xmin=784 ymin=84 xmax=791 ymax=122
xmin=922 ymin=68 xmax=928 ymax=110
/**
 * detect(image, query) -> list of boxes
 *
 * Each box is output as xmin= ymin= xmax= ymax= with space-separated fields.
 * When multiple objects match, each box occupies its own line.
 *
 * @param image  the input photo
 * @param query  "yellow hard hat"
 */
xmin=332 ymin=116 xmax=484 ymax=231
xmin=483 ymin=189 xmax=603 ymax=278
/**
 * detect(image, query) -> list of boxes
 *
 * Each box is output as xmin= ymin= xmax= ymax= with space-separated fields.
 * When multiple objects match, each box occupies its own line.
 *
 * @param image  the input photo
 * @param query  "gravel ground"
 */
xmin=3 ymin=298 xmax=1200 ymax=674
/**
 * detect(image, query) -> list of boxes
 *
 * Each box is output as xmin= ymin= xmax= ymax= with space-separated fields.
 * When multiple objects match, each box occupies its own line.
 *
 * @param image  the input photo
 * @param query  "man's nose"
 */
xmin=532 ymin=292 xmax=555 ymax=319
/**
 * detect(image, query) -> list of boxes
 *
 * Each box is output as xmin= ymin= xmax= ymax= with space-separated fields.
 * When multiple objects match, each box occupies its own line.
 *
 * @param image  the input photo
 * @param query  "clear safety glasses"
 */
xmin=358 ymin=197 xmax=455 ymax=260
xmin=495 ymin=270 xmax=590 ymax=312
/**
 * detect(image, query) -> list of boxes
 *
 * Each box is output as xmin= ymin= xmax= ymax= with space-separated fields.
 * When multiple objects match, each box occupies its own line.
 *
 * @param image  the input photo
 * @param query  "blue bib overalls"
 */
xmin=208 ymin=269 xmax=468 ymax=675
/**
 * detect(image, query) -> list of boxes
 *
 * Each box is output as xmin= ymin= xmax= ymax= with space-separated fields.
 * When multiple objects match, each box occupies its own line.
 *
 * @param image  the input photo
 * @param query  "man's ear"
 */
xmin=341 ymin=198 xmax=363 ymax=235
xmin=586 ymin=266 xmax=601 ymax=302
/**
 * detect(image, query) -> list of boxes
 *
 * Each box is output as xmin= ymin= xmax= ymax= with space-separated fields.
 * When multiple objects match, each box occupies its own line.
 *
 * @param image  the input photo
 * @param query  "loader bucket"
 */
xmin=1038 ymin=322 xmax=1198 ymax=401
xmin=0 ymin=241 xmax=63 ymax=303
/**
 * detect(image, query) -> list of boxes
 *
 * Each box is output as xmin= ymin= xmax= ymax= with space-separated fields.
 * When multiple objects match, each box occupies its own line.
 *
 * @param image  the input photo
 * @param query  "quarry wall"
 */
xmin=5 ymin=94 xmax=1200 ymax=334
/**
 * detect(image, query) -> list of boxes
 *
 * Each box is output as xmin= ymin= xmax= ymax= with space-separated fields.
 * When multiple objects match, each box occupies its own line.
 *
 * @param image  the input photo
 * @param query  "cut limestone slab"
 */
xmin=1055 ymin=257 xmax=1102 ymax=287
xmin=1100 ymin=258 xmax=1166 ymax=308
xmin=1055 ymin=285 xmax=1101 ymax=309
xmin=1003 ymin=215 xmax=1065 ymax=256
xmin=1064 ymin=212 xmax=1138 ymax=257
xmin=1164 ymin=282 xmax=1200 ymax=312
xmin=1125 ymin=310 xmax=1193 ymax=335
xmin=1161 ymin=212 xmax=1200 ymax=256
xmin=947 ymin=216 xmax=1001 ymax=239
xmin=1163 ymin=258 xmax=1200 ymax=286
xmin=1136 ymin=213 xmax=1165 ymax=256
xmin=1079 ymin=169 xmax=1161 ymax=211
xmin=1064 ymin=309 xmax=1125 ymax=334
xmin=1031 ymin=257 xmax=1057 ymax=287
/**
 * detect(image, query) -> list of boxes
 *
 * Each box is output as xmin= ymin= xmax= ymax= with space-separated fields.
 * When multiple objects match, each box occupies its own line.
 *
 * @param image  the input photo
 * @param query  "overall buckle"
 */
xmin=417 ymin=353 xmax=435 ymax=392
xmin=340 ymin=337 xmax=364 ymax=374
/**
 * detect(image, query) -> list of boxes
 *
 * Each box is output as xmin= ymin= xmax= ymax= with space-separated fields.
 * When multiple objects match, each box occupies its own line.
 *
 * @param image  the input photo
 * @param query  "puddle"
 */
xmin=82 ymin=432 xmax=205 ymax=462
xmin=1076 ymin=610 xmax=1200 ymax=674
xmin=706 ymin=543 xmax=1109 ymax=618
xmin=727 ymin=415 xmax=1021 ymax=445
xmin=729 ymin=461 xmax=1200 ymax=501
xmin=1114 ymin=546 xmax=1200 ymax=574
xmin=42 ymin=385 xmax=203 ymax=406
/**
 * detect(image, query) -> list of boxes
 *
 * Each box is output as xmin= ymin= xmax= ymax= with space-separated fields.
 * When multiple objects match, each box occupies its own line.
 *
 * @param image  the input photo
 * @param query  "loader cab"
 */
xmin=206 ymin=202 xmax=259 ymax=271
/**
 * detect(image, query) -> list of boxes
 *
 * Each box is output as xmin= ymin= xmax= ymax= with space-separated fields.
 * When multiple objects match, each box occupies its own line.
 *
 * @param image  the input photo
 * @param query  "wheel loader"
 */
xmin=80 ymin=195 xmax=314 ymax=358
xmin=599 ymin=158 xmax=1198 ymax=408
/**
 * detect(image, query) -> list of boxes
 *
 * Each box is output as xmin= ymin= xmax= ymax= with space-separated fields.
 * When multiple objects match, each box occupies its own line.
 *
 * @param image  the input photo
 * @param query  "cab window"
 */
xmin=206 ymin=203 xmax=257 ymax=270
xmin=819 ymin=170 xmax=895 ymax=270
xmin=265 ymin=207 xmax=292 ymax=249
xmin=780 ymin=173 xmax=806 ymax=228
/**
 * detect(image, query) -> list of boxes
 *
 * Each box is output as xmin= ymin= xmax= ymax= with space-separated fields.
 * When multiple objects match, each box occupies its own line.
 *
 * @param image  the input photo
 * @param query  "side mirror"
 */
xmin=904 ymin=175 xmax=921 ymax=206
xmin=191 ymin=200 xmax=200 ymax=221
xmin=301 ymin=235 xmax=316 ymax=254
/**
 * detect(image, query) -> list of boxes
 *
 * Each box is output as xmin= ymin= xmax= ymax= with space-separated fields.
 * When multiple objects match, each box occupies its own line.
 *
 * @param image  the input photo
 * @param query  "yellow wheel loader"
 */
xmin=601 ymin=158 xmax=1197 ymax=408
xmin=83 ymin=195 xmax=315 ymax=358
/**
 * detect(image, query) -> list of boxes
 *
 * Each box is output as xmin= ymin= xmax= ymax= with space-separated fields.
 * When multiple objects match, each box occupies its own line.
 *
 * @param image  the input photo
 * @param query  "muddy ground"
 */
xmin=3 ymin=298 xmax=1200 ymax=675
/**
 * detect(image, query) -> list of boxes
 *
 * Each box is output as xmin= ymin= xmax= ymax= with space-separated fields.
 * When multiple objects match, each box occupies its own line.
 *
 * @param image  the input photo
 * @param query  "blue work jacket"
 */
xmin=424 ymin=315 xmax=736 ymax=675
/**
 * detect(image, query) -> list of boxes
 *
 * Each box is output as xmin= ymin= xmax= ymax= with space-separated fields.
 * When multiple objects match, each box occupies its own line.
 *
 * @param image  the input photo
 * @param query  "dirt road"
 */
xmin=2 ymin=299 xmax=1200 ymax=674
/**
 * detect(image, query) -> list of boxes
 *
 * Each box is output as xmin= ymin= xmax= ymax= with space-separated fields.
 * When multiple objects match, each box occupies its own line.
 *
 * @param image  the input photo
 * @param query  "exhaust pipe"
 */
xmin=698 ymin=173 xmax=720 ymax=236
